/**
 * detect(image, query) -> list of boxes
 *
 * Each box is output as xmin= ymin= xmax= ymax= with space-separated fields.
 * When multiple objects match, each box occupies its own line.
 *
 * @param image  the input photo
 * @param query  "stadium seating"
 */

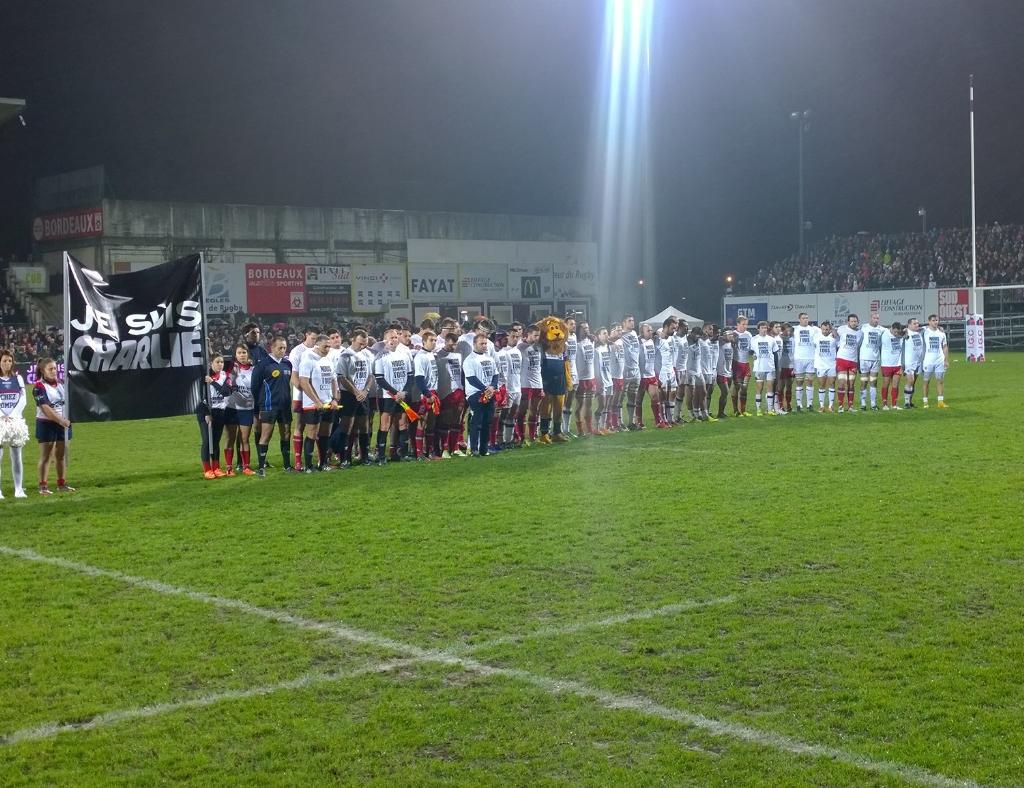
xmin=736 ymin=224 xmax=1024 ymax=294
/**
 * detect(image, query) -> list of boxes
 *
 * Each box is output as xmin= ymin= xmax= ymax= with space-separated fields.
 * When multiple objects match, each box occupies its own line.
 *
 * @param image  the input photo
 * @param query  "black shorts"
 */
xmin=259 ymin=407 xmax=292 ymax=426
xmin=36 ymin=420 xmax=71 ymax=443
xmin=224 ymin=407 xmax=254 ymax=426
xmin=339 ymin=391 xmax=369 ymax=416
xmin=300 ymin=409 xmax=323 ymax=426
xmin=378 ymin=398 xmax=399 ymax=415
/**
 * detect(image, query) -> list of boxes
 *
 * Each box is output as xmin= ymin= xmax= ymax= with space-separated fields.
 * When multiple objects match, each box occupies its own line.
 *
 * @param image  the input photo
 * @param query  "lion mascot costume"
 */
xmin=536 ymin=315 xmax=572 ymax=443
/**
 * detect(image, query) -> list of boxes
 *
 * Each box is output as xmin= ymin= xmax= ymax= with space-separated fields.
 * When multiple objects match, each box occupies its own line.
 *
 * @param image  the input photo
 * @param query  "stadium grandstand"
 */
xmin=732 ymin=223 xmax=1024 ymax=296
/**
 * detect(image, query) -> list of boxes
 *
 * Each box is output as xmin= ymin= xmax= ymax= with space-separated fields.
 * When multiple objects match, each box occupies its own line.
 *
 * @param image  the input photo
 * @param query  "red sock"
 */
xmin=202 ymin=460 xmax=211 ymax=472
xmin=212 ymin=460 xmax=221 ymax=471
xmin=489 ymin=415 xmax=500 ymax=446
xmin=449 ymin=429 xmax=460 ymax=452
xmin=529 ymin=418 xmax=538 ymax=440
xmin=837 ymin=391 xmax=845 ymax=408
xmin=224 ymin=448 xmax=233 ymax=468
xmin=891 ymin=387 xmax=899 ymax=406
xmin=292 ymin=435 xmax=303 ymax=468
xmin=57 ymin=477 xmax=66 ymax=487
xmin=241 ymin=449 xmax=250 ymax=467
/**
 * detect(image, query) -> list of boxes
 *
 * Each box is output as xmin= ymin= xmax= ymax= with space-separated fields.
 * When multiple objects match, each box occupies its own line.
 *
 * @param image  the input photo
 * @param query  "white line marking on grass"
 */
xmin=0 ymin=545 xmax=432 ymax=659
xmin=457 ymin=596 xmax=735 ymax=653
xmin=0 ymin=545 xmax=981 ymax=787
xmin=0 ymin=658 xmax=419 ymax=746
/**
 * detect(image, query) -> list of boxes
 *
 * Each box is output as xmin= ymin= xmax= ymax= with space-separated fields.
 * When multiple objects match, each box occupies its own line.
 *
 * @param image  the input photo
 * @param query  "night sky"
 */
xmin=2 ymin=0 xmax=1022 ymax=318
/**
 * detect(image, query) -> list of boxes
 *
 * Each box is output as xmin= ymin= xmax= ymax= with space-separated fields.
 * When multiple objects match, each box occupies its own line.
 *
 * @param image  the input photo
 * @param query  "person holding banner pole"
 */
xmin=33 ymin=358 xmax=74 ymax=494
xmin=199 ymin=355 xmax=232 ymax=479
xmin=0 ymin=349 xmax=29 ymax=499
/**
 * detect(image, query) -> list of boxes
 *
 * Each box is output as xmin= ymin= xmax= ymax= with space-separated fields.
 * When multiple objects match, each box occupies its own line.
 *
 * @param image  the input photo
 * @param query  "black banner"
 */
xmin=65 ymin=253 xmax=207 ymax=422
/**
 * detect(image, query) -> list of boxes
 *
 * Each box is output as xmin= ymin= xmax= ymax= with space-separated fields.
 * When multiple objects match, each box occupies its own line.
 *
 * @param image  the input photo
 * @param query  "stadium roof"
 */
xmin=0 ymin=97 xmax=26 ymax=127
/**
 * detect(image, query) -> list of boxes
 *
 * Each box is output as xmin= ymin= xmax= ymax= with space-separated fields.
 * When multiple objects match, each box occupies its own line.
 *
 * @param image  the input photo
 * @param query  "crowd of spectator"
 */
xmin=736 ymin=223 xmax=1024 ymax=295
xmin=0 ymin=325 xmax=63 ymax=363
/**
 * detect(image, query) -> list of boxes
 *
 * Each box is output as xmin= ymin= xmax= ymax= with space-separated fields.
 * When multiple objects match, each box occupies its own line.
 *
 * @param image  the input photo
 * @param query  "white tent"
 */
xmin=642 ymin=305 xmax=704 ymax=327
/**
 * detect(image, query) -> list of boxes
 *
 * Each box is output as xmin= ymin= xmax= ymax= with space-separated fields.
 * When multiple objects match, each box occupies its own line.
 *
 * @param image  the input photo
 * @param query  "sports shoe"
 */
xmin=57 ymin=484 xmax=76 ymax=493
xmin=256 ymin=468 xmax=266 ymax=477
xmin=204 ymin=470 xmax=217 ymax=480
xmin=213 ymin=469 xmax=227 ymax=478
xmin=282 ymin=465 xmax=298 ymax=473
xmin=881 ymin=405 xmax=889 ymax=411
xmin=319 ymin=463 xmax=335 ymax=471
xmin=537 ymin=434 xmax=552 ymax=445
xmin=741 ymin=412 xmax=753 ymax=418
xmin=871 ymin=406 xmax=879 ymax=411
xmin=937 ymin=401 xmax=949 ymax=409
xmin=707 ymin=416 xmax=718 ymax=422
xmin=452 ymin=449 xmax=468 ymax=457
xmin=893 ymin=405 xmax=903 ymax=410
xmin=39 ymin=486 xmax=53 ymax=495
xmin=923 ymin=403 xmax=930 ymax=409
xmin=520 ymin=440 xmax=532 ymax=448
xmin=304 ymin=467 xmax=318 ymax=474
xmin=14 ymin=488 xmax=27 ymax=498
xmin=225 ymin=468 xmax=236 ymax=477
xmin=905 ymin=402 xmax=916 ymax=409
xmin=242 ymin=467 xmax=255 ymax=476
xmin=488 ymin=444 xmax=503 ymax=453
xmin=860 ymin=405 xmax=867 ymax=411
xmin=717 ymin=413 xmax=728 ymax=419
xmin=825 ymin=407 xmax=834 ymax=413
xmin=441 ymin=450 xmax=452 ymax=459
xmin=399 ymin=455 xmax=414 ymax=463
xmin=766 ymin=411 xmax=776 ymax=417
xmin=756 ymin=411 xmax=764 ymax=417
xmin=552 ymin=433 xmax=569 ymax=443
xmin=376 ymin=456 xmax=388 ymax=466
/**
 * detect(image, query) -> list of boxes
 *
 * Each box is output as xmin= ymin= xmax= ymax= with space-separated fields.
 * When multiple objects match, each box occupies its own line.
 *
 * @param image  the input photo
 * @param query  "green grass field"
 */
xmin=2 ymin=354 xmax=1023 ymax=786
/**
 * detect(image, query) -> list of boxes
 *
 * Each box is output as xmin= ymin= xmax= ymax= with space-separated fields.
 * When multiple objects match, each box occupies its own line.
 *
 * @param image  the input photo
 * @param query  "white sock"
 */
xmin=923 ymin=396 xmax=929 ymax=404
xmin=818 ymin=389 xmax=825 ymax=408
xmin=795 ymin=386 xmax=803 ymax=406
xmin=860 ymin=385 xmax=867 ymax=406
xmin=11 ymin=446 xmax=23 ymax=492
xmin=904 ymin=387 xmax=912 ymax=405
xmin=755 ymin=395 xmax=762 ymax=412
xmin=806 ymin=387 xmax=814 ymax=408
xmin=767 ymin=393 xmax=775 ymax=411
xmin=869 ymin=386 xmax=877 ymax=407
xmin=829 ymin=388 xmax=836 ymax=406
xmin=938 ymin=395 xmax=944 ymax=402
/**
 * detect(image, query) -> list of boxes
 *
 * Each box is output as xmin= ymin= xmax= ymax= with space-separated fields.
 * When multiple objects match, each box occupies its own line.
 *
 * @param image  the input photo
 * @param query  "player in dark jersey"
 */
xmin=249 ymin=336 xmax=294 ymax=476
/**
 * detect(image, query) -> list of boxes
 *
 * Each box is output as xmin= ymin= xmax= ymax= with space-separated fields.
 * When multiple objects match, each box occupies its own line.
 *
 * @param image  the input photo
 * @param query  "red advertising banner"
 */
xmin=32 ymin=207 xmax=104 ymax=243
xmin=245 ymin=263 xmax=306 ymax=313
xmin=937 ymin=288 xmax=970 ymax=320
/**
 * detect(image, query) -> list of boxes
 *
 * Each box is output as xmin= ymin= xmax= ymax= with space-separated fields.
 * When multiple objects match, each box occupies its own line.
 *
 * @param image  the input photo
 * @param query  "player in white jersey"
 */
xmin=699 ymin=323 xmax=718 ymax=421
xmin=921 ymin=314 xmax=950 ymax=408
xmin=749 ymin=321 xmax=781 ymax=415
xmin=298 ymin=334 xmax=340 ymax=472
xmin=372 ymin=327 xmax=414 ymax=465
xmin=813 ymin=321 xmax=838 ymax=412
xmin=635 ymin=323 xmax=660 ymax=428
xmin=561 ymin=317 xmax=579 ymax=435
xmin=619 ymin=314 xmax=642 ymax=429
xmin=336 ymin=329 xmax=372 ymax=466
xmin=715 ymin=331 xmax=735 ymax=419
xmin=902 ymin=317 xmax=925 ymax=408
xmin=834 ymin=314 xmax=863 ymax=412
xmin=731 ymin=316 xmax=754 ymax=416
xmin=595 ymin=327 xmax=613 ymax=434
xmin=792 ymin=312 xmax=817 ymax=412
xmin=769 ymin=321 xmax=788 ymax=413
xmin=683 ymin=327 xmax=708 ymax=421
xmin=672 ymin=321 xmax=690 ymax=423
xmin=656 ymin=318 xmax=679 ymax=427
xmin=517 ymin=324 xmax=543 ymax=444
xmin=287 ymin=325 xmax=319 ymax=470
xmin=436 ymin=331 xmax=467 ymax=458
xmin=879 ymin=322 xmax=905 ymax=411
xmin=608 ymin=323 xmax=626 ymax=430
xmin=0 ymin=348 xmax=29 ymax=499
xmin=497 ymin=323 xmax=524 ymax=446
xmin=858 ymin=312 xmax=884 ymax=410
xmin=412 ymin=329 xmax=440 ymax=458
xmin=573 ymin=322 xmax=597 ymax=436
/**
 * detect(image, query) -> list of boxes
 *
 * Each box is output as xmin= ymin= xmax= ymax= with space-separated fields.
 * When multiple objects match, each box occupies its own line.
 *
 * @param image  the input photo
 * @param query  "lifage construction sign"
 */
xmin=65 ymin=253 xmax=207 ymax=421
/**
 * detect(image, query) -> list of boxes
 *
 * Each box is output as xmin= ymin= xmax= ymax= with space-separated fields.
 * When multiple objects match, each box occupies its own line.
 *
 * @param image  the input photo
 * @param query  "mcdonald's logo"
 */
xmin=521 ymin=276 xmax=541 ymax=299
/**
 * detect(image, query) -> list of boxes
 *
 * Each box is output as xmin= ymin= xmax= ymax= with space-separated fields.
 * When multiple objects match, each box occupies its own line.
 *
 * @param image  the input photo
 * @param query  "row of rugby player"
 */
xmin=196 ymin=311 xmax=950 ymax=476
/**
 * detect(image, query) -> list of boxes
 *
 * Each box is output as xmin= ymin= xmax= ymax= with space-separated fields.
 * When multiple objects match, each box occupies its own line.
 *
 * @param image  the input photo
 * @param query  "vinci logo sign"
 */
xmin=937 ymin=288 xmax=970 ymax=320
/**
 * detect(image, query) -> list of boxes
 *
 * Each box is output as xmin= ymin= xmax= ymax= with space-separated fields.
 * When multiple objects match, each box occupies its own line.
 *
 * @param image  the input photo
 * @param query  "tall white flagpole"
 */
xmin=969 ymin=74 xmax=978 ymax=315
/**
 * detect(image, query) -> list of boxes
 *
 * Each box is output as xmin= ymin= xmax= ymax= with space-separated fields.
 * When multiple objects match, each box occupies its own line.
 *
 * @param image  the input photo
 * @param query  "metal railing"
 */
xmin=945 ymin=315 xmax=1024 ymax=350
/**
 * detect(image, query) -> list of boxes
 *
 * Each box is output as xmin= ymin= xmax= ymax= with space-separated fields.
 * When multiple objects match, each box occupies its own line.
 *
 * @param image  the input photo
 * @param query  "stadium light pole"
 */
xmin=790 ymin=110 xmax=812 ymax=258
xmin=917 ymin=206 xmax=927 ymax=234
